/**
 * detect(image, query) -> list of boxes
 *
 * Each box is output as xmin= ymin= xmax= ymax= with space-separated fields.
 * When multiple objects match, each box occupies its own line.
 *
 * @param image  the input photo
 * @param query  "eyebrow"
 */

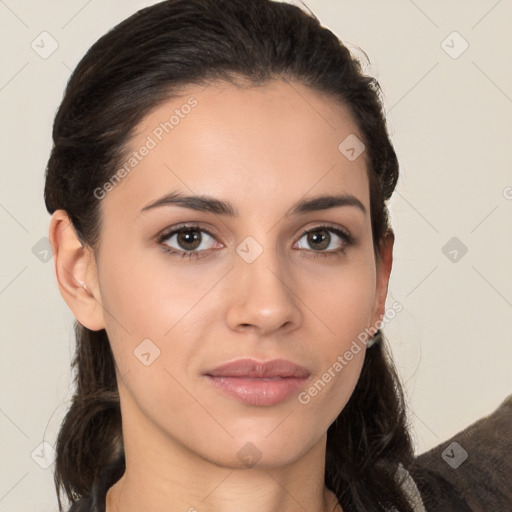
xmin=139 ymin=191 xmax=367 ymax=217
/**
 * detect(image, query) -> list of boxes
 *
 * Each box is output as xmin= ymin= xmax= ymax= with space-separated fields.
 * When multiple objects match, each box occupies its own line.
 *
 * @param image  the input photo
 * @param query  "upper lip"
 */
xmin=204 ymin=358 xmax=311 ymax=378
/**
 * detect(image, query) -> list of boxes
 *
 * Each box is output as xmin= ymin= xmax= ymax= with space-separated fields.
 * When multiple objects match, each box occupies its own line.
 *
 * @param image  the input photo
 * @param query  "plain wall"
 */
xmin=1 ymin=0 xmax=511 ymax=510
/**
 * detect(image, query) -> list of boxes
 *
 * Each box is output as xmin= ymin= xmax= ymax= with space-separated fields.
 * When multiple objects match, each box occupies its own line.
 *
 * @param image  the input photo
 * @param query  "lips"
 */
xmin=205 ymin=358 xmax=311 ymax=378
xmin=203 ymin=358 xmax=311 ymax=406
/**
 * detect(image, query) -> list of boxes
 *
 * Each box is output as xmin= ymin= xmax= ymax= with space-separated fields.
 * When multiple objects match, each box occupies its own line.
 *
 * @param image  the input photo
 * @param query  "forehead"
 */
xmin=101 ymin=78 xmax=370 ymax=220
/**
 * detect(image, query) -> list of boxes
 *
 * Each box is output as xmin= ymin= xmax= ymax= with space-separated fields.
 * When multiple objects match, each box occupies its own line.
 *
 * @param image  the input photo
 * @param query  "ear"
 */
xmin=370 ymin=230 xmax=394 ymax=327
xmin=48 ymin=210 xmax=106 ymax=331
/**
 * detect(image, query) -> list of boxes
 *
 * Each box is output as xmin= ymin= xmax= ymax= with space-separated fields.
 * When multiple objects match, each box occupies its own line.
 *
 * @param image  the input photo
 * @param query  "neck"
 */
xmin=107 ymin=464 xmax=341 ymax=512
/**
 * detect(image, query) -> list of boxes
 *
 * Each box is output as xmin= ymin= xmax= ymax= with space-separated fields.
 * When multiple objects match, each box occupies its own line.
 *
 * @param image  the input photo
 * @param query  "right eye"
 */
xmin=157 ymin=224 xmax=221 ymax=259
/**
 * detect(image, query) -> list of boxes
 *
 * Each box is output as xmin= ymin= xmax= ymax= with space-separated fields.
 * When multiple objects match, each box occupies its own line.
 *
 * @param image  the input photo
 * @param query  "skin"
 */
xmin=49 ymin=78 xmax=394 ymax=512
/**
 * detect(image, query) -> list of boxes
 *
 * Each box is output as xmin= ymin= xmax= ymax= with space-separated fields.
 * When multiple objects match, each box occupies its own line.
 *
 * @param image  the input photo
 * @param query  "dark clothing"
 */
xmin=410 ymin=395 xmax=512 ymax=511
xmin=69 ymin=395 xmax=512 ymax=512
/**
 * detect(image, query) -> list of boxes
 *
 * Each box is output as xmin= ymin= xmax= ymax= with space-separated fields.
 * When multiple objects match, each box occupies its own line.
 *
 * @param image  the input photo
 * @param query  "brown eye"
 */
xmin=306 ymin=229 xmax=330 ymax=250
xmin=295 ymin=226 xmax=351 ymax=254
xmin=175 ymin=229 xmax=202 ymax=251
xmin=160 ymin=226 xmax=219 ymax=256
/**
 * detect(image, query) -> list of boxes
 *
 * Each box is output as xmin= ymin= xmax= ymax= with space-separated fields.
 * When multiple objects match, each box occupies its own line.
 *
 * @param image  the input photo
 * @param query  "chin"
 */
xmin=193 ymin=430 xmax=320 ymax=471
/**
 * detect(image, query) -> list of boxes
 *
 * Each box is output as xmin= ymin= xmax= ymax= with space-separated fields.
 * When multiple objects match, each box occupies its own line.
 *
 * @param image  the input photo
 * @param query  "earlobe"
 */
xmin=371 ymin=230 xmax=394 ymax=326
xmin=49 ymin=210 xmax=106 ymax=331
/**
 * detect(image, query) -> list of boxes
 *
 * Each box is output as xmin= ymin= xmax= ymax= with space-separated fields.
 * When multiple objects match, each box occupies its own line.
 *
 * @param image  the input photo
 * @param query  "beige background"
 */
xmin=1 ymin=0 xmax=511 ymax=510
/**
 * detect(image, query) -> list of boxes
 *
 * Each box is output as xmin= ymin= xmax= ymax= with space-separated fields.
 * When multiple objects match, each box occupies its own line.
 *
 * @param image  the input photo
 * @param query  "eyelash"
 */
xmin=156 ymin=223 xmax=356 ymax=261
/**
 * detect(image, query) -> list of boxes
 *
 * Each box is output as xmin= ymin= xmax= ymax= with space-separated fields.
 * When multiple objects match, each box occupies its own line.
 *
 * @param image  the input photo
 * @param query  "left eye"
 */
xmin=294 ymin=227 xmax=350 ymax=252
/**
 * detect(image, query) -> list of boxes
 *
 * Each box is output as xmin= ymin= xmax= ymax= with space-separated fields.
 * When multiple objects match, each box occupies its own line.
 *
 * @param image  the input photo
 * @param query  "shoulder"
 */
xmin=411 ymin=394 xmax=512 ymax=511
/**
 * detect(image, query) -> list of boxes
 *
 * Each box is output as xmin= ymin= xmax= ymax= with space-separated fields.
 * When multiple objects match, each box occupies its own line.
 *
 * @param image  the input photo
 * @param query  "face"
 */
xmin=84 ymin=79 xmax=391 ymax=469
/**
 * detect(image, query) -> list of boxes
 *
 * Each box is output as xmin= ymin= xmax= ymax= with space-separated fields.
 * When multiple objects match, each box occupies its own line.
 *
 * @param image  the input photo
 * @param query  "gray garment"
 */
xmin=396 ymin=464 xmax=426 ymax=511
xmin=411 ymin=394 xmax=512 ymax=511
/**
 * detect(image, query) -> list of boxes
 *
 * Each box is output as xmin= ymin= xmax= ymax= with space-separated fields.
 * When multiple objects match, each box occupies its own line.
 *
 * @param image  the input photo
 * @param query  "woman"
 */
xmin=44 ymin=1 xmax=511 ymax=511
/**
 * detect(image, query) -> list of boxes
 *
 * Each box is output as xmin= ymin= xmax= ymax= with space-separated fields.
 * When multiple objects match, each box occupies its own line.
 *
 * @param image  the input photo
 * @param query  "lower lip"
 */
xmin=204 ymin=376 xmax=309 ymax=406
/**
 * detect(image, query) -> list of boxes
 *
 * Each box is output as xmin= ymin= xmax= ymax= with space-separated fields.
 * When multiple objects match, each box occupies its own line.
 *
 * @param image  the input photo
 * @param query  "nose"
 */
xmin=225 ymin=246 xmax=302 ymax=337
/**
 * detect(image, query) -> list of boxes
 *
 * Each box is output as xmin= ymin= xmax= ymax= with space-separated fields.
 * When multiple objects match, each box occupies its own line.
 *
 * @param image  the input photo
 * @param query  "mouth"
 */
xmin=203 ymin=358 xmax=311 ymax=406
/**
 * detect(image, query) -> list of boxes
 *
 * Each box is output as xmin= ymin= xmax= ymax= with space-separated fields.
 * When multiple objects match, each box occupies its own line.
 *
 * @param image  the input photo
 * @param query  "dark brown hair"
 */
xmin=44 ymin=1 xmax=415 ymax=510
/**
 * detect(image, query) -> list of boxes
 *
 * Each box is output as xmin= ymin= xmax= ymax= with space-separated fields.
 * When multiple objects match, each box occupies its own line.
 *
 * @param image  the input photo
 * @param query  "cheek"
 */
xmin=96 ymin=247 xmax=204 ymax=421
xmin=97 ymin=240 xmax=211 ymax=336
xmin=298 ymin=258 xmax=376 ymax=411
xmin=95 ymin=240 xmax=231 ymax=387
xmin=304 ymin=256 xmax=377 ymax=342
